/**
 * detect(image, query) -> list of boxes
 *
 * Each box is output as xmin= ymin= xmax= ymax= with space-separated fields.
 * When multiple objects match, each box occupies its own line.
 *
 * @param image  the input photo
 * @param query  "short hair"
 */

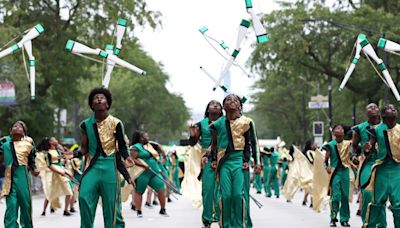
xmin=204 ymin=100 xmax=223 ymax=118
xmin=332 ymin=124 xmax=343 ymax=131
xmin=88 ymin=87 xmax=112 ymax=110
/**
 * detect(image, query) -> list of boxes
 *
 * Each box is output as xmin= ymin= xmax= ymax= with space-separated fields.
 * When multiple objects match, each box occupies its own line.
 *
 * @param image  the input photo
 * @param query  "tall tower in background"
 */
xmin=223 ymin=69 xmax=231 ymax=97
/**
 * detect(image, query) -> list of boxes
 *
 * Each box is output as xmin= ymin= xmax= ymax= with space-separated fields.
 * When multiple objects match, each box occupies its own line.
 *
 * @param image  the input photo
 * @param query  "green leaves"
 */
xmin=250 ymin=1 xmax=400 ymax=143
xmin=0 ymin=0 xmax=188 ymax=143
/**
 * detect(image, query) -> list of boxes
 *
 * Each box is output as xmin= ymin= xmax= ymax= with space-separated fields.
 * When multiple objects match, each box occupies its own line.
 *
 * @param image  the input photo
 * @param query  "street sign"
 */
xmin=0 ymin=82 xmax=16 ymax=105
xmin=311 ymin=95 xmax=328 ymax=102
xmin=314 ymin=136 xmax=323 ymax=147
xmin=313 ymin=121 xmax=324 ymax=136
xmin=308 ymin=101 xmax=329 ymax=109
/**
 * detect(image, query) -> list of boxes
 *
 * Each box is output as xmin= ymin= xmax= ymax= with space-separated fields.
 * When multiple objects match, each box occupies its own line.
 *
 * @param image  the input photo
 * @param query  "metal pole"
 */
xmin=352 ymin=99 xmax=356 ymax=126
xmin=328 ymin=75 xmax=333 ymax=140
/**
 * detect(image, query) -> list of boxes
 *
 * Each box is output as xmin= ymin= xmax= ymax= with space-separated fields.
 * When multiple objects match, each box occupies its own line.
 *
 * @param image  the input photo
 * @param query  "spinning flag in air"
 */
xmin=340 ymin=34 xmax=400 ymax=101
xmin=0 ymin=24 xmax=45 ymax=100
xmin=65 ymin=19 xmax=145 ymax=88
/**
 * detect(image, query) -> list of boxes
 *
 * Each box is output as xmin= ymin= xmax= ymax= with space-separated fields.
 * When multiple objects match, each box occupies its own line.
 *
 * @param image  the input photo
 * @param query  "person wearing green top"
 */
xmin=76 ymin=87 xmax=135 ymax=228
xmin=350 ymin=103 xmax=381 ymax=224
xmin=170 ymin=152 xmax=181 ymax=192
xmin=323 ymin=124 xmax=352 ymax=227
xmin=261 ymin=147 xmax=280 ymax=198
xmin=189 ymin=100 xmax=223 ymax=228
xmin=280 ymin=158 xmax=289 ymax=186
xmin=363 ymin=104 xmax=400 ymax=228
xmin=210 ymin=94 xmax=252 ymax=228
xmin=130 ymin=131 xmax=168 ymax=217
xmin=244 ymin=117 xmax=261 ymax=228
xmin=0 ymin=121 xmax=39 ymax=228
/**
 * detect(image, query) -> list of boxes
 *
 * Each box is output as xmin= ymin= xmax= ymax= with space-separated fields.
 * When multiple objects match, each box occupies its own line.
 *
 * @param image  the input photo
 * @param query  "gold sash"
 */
xmin=337 ymin=140 xmax=351 ymax=168
xmin=143 ymin=143 xmax=160 ymax=162
xmin=14 ymin=136 xmax=33 ymax=166
xmin=230 ymin=116 xmax=251 ymax=150
xmin=387 ymin=124 xmax=400 ymax=163
xmin=96 ymin=115 xmax=120 ymax=156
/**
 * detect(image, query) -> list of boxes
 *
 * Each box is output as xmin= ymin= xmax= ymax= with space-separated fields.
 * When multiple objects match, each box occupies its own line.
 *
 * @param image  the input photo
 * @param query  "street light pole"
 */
xmin=328 ymin=74 xmax=333 ymax=140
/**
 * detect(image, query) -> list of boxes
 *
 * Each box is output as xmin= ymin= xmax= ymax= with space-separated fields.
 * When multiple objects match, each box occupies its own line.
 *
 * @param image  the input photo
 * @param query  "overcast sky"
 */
xmin=135 ymin=0 xmax=280 ymax=120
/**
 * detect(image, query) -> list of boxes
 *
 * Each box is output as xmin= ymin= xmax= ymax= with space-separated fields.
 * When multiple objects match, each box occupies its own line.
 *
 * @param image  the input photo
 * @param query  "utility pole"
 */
xmin=328 ymin=74 xmax=333 ymax=140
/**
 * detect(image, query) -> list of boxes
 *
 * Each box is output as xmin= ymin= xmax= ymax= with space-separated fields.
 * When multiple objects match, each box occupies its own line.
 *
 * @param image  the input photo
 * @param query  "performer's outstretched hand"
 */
xmin=189 ymin=124 xmax=200 ymax=138
xmin=242 ymin=162 xmax=249 ymax=170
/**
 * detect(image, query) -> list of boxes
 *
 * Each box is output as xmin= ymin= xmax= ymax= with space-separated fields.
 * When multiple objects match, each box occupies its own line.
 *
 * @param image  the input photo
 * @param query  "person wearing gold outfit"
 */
xmin=0 ymin=121 xmax=39 ymax=228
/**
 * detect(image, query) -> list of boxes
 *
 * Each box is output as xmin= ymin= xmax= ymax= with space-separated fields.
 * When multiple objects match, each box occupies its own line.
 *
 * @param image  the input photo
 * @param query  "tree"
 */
xmin=249 ymin=1 xmax=400 ymax=143
xmin=0 ymin=1 xmax=189 ymax=143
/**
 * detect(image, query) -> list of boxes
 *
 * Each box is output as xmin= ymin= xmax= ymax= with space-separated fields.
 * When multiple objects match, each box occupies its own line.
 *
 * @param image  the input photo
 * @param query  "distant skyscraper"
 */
xmin=223 ymin=69 xmax=231 ymax=97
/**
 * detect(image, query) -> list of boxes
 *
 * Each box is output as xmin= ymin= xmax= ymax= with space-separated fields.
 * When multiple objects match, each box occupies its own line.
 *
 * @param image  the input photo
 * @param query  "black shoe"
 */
xmin=340 ymin=222 xmax=350 ymax=227
xmin=356 ymin=210 xmax=361 ymax=216
xmin=63 ymin=211 xmax=71 ymax=216
xmin=330 ymin=220 xmax=337 ymax=227
xmin=202 ymin=222 xmax=211 ymax=228
xmin=41 ymin=211 xmax=46 ymax=216
xmin=137 ymin=210 xmax=143 ymax=218
xmin=276 ymin=195 xmax=279 ymax=199
xmin=256 ymin=191 xmax=262 ymax=194
xmin=131 ymin=204 xmax=136 ymax=211
xmin=159 ymin=208 xmax=169 ymax=217
xmin=266 ymin=194 xmax=271 ymax=198
xmin=50 ymin=207 xmax=55 ymax=213
xmin=152 ymin=200 xmax=159 ymax=206
xmin=286 ymin=200 xmax=292 ymax=203
xmin=70 ymin=207 xmax=76 ymax=213
xmin=309 ymin=204 xmax=313 ymax=208
xmin=167 ymin=198 xmax=172 ymax=203
xmin=302 ymin=201 xmax=307 ymax=206
xmin=144 ymin=202 xmax=153 ymax=209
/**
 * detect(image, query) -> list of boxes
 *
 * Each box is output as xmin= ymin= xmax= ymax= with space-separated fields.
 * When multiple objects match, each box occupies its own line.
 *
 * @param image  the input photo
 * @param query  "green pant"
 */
xmin=264 ymin=167 xmax=279 ymax=197
xmin=202 ymin=160 xmax=219 ymax=224
xmin=364 ymin=160 xmax=400 ymax=228
xmin=4 ymin=166 xmax=32 ymax=228
xmin=115 ymin=181 xmax=125 ymax=227
xmin=79 ymin=157 xmax=123 ymax=228
xmin=329 ymin=167 xmax=350 ymax=223
xmin=219 ymin=152 xmax=244 ymax=228
xmin=281 ymin=170 xmax=288 ymax=186
xmin=135 ymin=168 xmax=165 ymax=194
xmin=360 ymin=155 xmax=383 ymax=224
xmin=244 ymin=170 xmax=252 ymax=228
xmin=254 ymin=174 xmax=262 ymax=192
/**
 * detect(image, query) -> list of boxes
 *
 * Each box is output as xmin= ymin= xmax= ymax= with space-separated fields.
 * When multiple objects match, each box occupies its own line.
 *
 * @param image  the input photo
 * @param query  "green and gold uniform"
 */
xmin=261 ymin=151 xmax=280 ymax=197
xmin=244 ymin=119 xmax=261 ymax=228
xmin=130 ymin=142 xmax=165 ymax=194
xmin=352 ymin=121 xmax=383 ymax=223
xmin=78 ymin=115 xmax=131 ymax=228
xmin=323 ymin=140 xmax=352 ymax=224
xmin=211 ymin=115 xmax=252 ymax=228
xmin=364 ymin=123 xmax=400 ymax=228
xmin=189 ymin=117 xmax=220 ymax=225
xmin=1 ymin=136 xmax=36 ymax=228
